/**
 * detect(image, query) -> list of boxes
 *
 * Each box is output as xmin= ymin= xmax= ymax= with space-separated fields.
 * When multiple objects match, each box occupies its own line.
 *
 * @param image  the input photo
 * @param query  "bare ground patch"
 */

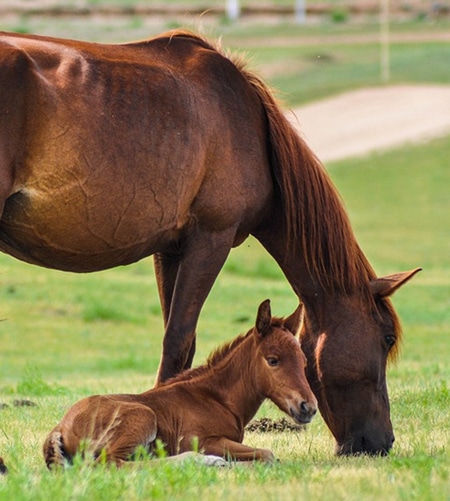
xmin=288 ymin=84 xmax=450 ymax=162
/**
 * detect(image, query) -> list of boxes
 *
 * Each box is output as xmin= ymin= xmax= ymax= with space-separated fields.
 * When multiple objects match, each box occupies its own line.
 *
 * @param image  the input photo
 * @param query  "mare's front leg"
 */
xmin=155 ymin=227 xmax=236 ymax=385
xmin=203 ymin=437 xmax=276 ymax=463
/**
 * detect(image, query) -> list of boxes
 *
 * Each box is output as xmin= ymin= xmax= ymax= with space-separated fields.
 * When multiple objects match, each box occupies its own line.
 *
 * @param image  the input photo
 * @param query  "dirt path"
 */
xmin=288 ymin=84 xmax=450 ymax=163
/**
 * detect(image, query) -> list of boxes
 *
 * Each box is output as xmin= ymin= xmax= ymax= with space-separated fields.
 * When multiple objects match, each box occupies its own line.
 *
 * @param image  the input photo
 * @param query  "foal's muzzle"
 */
xmin=290 ymin=401 xmax=317 ymax=425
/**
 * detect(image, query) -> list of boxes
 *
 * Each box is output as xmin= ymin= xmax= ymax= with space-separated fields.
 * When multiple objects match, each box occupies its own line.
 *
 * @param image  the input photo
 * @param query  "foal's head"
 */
xmin=252 ymin=300 xmax=317 ymax=424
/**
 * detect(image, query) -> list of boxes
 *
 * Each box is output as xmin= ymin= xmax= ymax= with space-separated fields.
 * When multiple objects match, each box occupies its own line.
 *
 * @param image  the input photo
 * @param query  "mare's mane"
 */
xmin=157 ymin=30 xmax=376 ymax=295
xmin=152 ymin=30 xmax=402 ymax=358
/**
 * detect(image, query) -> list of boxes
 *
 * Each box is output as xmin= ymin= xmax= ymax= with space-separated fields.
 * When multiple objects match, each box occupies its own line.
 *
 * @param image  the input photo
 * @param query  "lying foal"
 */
xmin=43 ymin=300 xmax=317 ymax=468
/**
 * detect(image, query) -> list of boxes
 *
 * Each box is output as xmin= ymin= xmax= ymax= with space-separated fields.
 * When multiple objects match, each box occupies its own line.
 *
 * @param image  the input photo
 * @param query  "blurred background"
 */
xmin=1 ymin=0 xmax=449 ymax=107
xmin=0 ymin=0 xmax=449 ymax=388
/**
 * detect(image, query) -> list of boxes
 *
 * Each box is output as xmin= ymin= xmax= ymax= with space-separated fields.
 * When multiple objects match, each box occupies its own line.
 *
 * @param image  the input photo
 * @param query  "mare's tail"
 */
xmin=43 ymin=430 xmax=68 ymax=469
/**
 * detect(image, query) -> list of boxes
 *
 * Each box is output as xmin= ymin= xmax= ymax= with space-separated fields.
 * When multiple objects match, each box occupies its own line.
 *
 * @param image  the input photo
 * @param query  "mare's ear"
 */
xmin=370 ymin=267 xmax=422 ymax=298
xmin=255 ymin=299 xmax=271 ymax=337
xmin=283 ymin=303 xmax=303 ymax=337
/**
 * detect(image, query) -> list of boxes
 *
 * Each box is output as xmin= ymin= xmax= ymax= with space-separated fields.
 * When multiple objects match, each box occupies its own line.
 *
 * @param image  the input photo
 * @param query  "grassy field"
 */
xmin=0 ymin=12 xmax=449 ymax=501
xmin=1 ymin=135 xmax=448 ymax=501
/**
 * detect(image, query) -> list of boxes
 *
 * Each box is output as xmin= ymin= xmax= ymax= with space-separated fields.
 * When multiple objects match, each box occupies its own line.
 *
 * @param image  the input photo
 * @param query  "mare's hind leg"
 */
xmin=154 ymin=252 xmax=197 ymax=372
xmin=153 ymin=252 xmax=179 ymax=328
xmin=154 ymin=227 xmax=236 ymax=385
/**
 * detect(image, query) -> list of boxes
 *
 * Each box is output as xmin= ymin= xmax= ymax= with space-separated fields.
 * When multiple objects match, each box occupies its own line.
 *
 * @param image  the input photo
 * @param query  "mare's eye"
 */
xmin=267 ymin=357 xmax=279 ymax=367
xmin=385 ymin=335 xmax=396 ymax=349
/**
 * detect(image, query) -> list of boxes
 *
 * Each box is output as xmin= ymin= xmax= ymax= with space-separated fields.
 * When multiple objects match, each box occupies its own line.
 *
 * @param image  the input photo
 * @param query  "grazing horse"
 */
xmin=0 ymin=29 xmax=420 ymax=455
xmin=43 ymin=300 xmax=317 ymax=467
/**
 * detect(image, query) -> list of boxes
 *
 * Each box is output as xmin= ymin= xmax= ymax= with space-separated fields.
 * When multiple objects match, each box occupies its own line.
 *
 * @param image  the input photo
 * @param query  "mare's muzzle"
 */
xmin=336 ymin=431 xmax=395 ymax=456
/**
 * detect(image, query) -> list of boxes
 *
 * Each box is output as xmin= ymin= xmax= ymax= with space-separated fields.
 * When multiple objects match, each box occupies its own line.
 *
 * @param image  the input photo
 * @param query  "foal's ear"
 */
xmin=255 ymin=299 xmax=271 ymax=337
xmin=283 ymin=303 xmax=303 ymax=337
xmin=370 ymin=268 xmax=422 ymax=298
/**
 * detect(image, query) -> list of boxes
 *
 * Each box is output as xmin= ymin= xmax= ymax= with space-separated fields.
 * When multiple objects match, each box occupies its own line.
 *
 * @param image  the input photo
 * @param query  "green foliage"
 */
xmin=330 ymin=8 xmax=349 ymax=23
xmin=15 ymin=366 xmax=69 ymax=397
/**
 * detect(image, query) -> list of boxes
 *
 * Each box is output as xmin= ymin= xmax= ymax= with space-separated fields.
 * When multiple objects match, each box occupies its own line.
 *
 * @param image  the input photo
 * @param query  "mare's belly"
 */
xmin=0 ymin=187 xmax=181 ymax=272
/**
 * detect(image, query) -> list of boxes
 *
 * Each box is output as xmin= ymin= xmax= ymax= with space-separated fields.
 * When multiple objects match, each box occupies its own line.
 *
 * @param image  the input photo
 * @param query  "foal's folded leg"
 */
xmin=93 ymin=403 xmax=158 ymax=466
xmin=202 ymin=437 xmax=275 ymax=462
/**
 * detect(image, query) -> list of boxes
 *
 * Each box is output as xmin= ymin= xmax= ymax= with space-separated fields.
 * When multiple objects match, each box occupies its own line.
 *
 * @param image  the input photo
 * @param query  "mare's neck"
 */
xmin=255 ymin=227 xmax=339 ymax=335
xmin=256 ymin=227 xmax=321 ymax=299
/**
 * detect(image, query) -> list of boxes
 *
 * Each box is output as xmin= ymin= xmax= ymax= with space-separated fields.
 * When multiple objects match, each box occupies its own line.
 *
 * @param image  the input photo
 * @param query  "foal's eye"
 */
xmin=267 ymin=357 xmax=279 ymax=367
xmin=385 ymin=335 xmax=396 ymax=349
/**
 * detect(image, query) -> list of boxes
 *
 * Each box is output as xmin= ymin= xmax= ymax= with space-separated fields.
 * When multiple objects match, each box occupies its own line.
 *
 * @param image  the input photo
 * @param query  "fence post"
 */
xmin=295 ymin=0 xmax=307 ymax=24
xmin=380 ymin=0 xmax=391 ymax=82
xmin=226 ymin=0 xmax=240 ymax=20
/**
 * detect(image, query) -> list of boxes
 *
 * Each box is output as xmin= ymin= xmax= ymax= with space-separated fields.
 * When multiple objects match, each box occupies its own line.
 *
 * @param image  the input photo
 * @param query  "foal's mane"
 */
xmin=154 ymin=30 xmax=402 ymax=357
xmin=160 ymin=316 xmax=290 ymax=386
xmin=160 ymin=330 xmax=251 ymax=386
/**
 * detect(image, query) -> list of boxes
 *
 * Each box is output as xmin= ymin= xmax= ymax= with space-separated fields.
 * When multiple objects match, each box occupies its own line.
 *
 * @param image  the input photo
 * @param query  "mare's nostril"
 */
xmin=388 ymin=434 xmax=395 ymax=450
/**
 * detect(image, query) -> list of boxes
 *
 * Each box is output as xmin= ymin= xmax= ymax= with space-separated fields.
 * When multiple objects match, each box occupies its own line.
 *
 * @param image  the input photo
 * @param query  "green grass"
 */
xmin=270 ymin=42 xmax=450 ymax=105
xmin=0 ymin=14 xmax=449 ymax=501
xmin=0 ymin=136 xmax=448 ymax=499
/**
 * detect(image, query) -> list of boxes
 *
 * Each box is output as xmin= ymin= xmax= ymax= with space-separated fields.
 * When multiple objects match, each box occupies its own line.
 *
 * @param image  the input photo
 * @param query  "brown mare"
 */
xmin=43 ymin=300 xmax=317 ymax=467
xmin=0 ymin=29 xmax=420 ymax=456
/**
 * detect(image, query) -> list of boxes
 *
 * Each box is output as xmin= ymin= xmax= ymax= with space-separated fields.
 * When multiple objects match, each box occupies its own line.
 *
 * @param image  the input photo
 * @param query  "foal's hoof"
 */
xmin=0 ymin=458 xmax=8 ymax=475
xmin=201 ymin=455 xmax=229 ymax=467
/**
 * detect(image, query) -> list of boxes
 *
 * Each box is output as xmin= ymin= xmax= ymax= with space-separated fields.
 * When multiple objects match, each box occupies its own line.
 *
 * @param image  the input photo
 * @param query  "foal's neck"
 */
xmin=198 ymin=335 xmax=264 ymax=426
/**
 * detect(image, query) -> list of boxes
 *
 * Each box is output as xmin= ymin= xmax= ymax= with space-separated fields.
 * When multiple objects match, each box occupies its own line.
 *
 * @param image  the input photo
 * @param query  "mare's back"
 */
xmin=0 ymin=31 xmax=271 ymax=273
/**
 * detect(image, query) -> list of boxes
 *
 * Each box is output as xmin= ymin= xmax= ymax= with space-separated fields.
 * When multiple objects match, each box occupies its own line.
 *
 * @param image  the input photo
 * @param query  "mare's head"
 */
xmin=252 ymin=299 xmax=317 ymax=425
xmin=300 ymin=268 xmax=421 ymax=456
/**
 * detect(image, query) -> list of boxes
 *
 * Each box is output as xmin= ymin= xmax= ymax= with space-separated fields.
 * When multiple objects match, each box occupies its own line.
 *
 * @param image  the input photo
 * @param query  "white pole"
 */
xmin=380 ymin=0 xmax=390 ymax=82
xmin=295 ymin=0 xmax=306 ymax=24
xmin=226 ymin=0 xmax=240 ymax=21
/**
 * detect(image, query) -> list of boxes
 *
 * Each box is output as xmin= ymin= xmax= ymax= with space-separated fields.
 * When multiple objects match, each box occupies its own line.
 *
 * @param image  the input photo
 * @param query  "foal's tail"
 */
xmin=43 ymin=430 xmax=67 ymax=469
